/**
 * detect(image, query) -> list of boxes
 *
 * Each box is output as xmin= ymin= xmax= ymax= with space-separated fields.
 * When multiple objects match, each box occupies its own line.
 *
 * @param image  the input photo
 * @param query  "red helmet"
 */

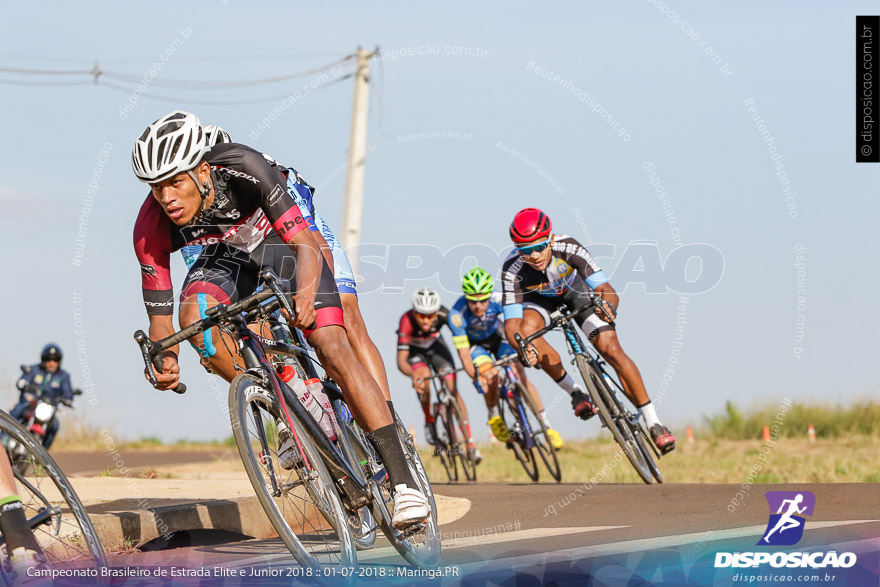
xmin=509 ymin=208 xmax=552 ymax=243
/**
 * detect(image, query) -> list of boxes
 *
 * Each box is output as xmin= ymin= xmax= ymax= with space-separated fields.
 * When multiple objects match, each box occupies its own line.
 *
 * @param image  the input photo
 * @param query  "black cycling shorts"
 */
xmin=406 ymin=339 xmax=455 ymax=375
xmin=180 ymin=235 xmax=342 ymax=336
xmin=522 ymin=288 xmax=614 ymax=343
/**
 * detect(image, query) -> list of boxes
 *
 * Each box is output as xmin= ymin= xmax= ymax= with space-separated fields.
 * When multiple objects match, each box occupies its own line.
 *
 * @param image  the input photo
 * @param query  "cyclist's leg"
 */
xmin=588 ymin=320 xmax=674 ymax=451
xmin=407 ymin=355 xmax=434 ymax=428
xmin=177 ymin=243 xmax=258 ymax=382
xmin=340 ymin=292 xmax=392 ymax=401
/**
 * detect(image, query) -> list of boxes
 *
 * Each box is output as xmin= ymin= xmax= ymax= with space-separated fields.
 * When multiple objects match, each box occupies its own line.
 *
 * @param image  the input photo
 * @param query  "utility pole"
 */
xmin=340 ymin=47 xmax=374 ymax=275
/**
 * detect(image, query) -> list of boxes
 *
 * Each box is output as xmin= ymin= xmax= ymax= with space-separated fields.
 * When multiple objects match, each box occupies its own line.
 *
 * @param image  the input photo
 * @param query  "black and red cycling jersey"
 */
xmin=133 ymin=143 xmax=310 ymax=316
xmin=500 ymin=234 xmax=608 ymax=320
xmin=396 ymin=307 xmax=450 ymax=351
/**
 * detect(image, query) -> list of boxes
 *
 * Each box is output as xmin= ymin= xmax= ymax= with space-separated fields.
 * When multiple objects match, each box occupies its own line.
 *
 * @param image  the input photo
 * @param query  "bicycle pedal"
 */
xmin=399 ymin=522 xmax=428 ymax=540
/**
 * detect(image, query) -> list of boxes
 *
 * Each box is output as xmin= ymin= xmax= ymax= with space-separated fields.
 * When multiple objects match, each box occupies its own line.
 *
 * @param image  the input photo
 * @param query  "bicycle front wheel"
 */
xmin=445 ymin=401 xmax=476 ymax=482
xmin=433 ymin=405 xmax=458 ymax=482
xmin=516 ymin=381 xmax=561 ymax=482
xmin=501 ymin=401 xmax=539 ymax=482
xmin=228 ymin=374 xmax=356 ymax=572
xmin=575 ymin=356 xmax=654 ymax=484
xmin=0 ymin=410 xmax=106 ymax=576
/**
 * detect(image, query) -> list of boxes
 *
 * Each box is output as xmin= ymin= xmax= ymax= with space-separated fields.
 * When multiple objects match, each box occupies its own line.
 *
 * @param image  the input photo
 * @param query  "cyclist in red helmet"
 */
xmin=501 ymin=208 xmax=675 ymax=454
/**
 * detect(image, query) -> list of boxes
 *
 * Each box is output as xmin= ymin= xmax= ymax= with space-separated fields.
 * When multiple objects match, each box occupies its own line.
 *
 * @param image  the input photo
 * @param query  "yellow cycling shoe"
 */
xmin=546 ymin=428 xmax=564 ymax=450
xmin=488 ymin=416 xmax=511 ymax=443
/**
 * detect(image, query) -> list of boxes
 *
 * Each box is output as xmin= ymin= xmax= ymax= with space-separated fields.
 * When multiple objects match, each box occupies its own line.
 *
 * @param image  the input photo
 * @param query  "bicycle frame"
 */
xmin=497 ymin=364 xmax=537 ymax=450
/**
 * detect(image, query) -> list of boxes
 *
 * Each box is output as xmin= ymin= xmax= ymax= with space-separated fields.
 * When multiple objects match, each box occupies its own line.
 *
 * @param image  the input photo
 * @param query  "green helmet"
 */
xmin=461 ymin=267 xmax=494 ymax=300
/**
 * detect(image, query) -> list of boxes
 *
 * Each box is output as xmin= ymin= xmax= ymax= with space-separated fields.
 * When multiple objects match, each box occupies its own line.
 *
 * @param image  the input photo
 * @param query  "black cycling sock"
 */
xmin=367 ymin=424 xmax=417 ymax=491
xmin=0 ymin=498 xmax=42 ymax=554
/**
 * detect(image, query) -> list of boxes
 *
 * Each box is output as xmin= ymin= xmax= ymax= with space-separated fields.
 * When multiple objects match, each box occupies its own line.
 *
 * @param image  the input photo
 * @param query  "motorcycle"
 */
xmin=3 ymin=365 xmax=81 ymax=474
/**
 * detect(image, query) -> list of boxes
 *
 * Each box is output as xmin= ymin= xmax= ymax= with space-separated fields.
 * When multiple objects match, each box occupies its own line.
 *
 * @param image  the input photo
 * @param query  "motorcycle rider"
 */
xmin=11 ymin=344 xmax=74 ymax=450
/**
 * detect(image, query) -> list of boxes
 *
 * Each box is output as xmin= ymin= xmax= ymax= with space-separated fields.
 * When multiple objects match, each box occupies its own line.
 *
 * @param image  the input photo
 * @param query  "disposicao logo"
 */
xmin=759 ymin=491 xmax=815 ymax=546
xmin=715 ymin=490 xmax=858 ymax=569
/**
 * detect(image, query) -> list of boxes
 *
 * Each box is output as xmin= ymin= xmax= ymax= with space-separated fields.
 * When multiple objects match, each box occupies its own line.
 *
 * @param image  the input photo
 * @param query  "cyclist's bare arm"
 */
xmin=147 ymin=314 xmax=181 ymax=390
xmin=397 ymin=349 xmax=414 ymax=378
xmin=283 ymin=227 xmax=322 ymax=329
xmin=310 ymin=229 xmax=336 ymax=278
xmin=593 ymin=282 xmax=619 ymax=321
xmin=456 ymin=348 xmax=477 ymax=380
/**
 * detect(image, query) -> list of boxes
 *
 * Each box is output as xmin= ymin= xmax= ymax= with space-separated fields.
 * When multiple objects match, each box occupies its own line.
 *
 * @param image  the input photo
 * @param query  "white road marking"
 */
xmin=453 ymin=519 xmax=880 ymax=574
xmin=225 ymin=519 xmax=880 ymax=570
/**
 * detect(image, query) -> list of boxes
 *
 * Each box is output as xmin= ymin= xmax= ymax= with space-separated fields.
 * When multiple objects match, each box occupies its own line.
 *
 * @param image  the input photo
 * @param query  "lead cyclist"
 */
xmin=185 ymin=125 xmax=394 ymax=410
xmin=132 ymin=111 xmax=429 ymax=529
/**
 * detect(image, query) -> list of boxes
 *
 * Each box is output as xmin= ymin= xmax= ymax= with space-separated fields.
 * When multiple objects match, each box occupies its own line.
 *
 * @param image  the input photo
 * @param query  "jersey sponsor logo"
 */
xmin=451 ymin=314 xmax=463 ymax=328
xmin=140 ymin=263 xmax=157 ymax=276
xmin=267 ymin=184 xmax=285 ymax=206
xmin=226 ymin=208 xmax=241 ymax=220
xmin=188 ymin=236 xmax=223 ymax=247
xmin=276 ymin=215 xmax=306 ymax=239
xmin=144 ymin=300 xmax=173 ymax=308
xmin=212 ymin=166 xmax=260 ymax=184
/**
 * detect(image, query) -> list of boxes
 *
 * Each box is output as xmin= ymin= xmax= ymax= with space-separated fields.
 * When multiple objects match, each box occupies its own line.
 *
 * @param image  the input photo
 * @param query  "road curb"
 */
xmin=89 ymin=495 xmax=305 ymax=549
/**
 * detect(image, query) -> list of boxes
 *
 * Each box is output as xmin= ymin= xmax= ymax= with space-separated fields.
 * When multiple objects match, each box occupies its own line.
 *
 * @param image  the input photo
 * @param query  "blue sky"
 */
xmin=0 ymin=2 xmax=875 ymax=443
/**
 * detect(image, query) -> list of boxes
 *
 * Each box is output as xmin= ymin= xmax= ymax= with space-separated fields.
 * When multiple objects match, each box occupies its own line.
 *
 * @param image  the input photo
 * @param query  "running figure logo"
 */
xmin=759 ymin=491 xmax=816 ymax=546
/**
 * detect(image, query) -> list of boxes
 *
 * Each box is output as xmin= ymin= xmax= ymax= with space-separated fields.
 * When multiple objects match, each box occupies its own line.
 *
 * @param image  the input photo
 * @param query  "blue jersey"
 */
xmin=16 ymin=364 xmax=74 ymax=404
xmin=447 ymin=292 xmax=505 ymax=350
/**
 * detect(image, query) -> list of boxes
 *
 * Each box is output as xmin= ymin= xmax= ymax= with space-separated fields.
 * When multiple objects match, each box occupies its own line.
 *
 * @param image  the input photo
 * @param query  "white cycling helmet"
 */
xmin=203 ymin=124 xmax=232 ymax=147
xmin=132 ymin=110 xmax=209 ymax=183
xmin=412 ymin=288 xmax=442 ymax=314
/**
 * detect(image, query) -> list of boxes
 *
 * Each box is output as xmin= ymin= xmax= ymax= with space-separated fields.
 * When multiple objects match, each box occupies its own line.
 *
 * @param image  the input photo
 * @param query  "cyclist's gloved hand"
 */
xmin=147 ymin=352 xmax=181 ymax=391
xmin=594 ymin=298 xmax=616 ymax=323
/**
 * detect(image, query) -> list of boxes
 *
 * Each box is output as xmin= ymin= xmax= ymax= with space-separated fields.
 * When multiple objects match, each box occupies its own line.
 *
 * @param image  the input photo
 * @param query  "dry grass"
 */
xmin=419 ymin=436 xmax=880 ymax=484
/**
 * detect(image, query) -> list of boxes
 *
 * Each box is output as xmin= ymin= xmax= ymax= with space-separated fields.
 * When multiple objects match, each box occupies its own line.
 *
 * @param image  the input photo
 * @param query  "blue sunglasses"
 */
xmin=516 ymin=240 xmax=551 ymax=255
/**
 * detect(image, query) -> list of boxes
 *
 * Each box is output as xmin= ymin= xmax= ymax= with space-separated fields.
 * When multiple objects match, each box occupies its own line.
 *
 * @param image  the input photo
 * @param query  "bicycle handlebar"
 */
xmin=513 ymin=292 xmax=615 ymax=366
xmin=134 ymin=269 xmax=299 ymax=395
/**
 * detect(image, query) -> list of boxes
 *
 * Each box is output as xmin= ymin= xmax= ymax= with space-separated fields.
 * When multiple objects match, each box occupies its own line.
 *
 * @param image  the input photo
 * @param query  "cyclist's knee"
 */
xmin=180 ymin=293 xmax=220 ymax=358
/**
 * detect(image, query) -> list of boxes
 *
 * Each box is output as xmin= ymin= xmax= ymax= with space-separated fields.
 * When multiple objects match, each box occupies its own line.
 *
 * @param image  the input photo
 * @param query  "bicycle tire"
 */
xmin=575 ymin=356 xmax=654 ymax=484
xmin=229 ymin=374 xmax=357 ymax=572
xmin=433 ymin=405 xmax=458 ymax=482
xmin=0 ymin=410 xmax=107 ymax=576
xmin=501 ymin=398 xmax=539 ymax=482
xmin=329 ymin=408 xmax=378 ymax=551
xmin=516 ymin=381 xmax=561 ymax=482
xmin=633 ymin=420 xmax=664 ymax=483
xmin=344 ymin=421 xmax=442 ymax=568
xmin=393 ymin=412 xmax=438 ymax=523
xmin=445 ymin=401 xmax=476 ymax=482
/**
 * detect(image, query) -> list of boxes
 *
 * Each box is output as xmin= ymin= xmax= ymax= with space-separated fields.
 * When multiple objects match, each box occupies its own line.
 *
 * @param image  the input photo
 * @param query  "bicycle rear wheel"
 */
xmin=575 ymin=356 xmax=653 ymax=484
xmin=229 ymin=374 xmax=356 ymax=572
xmin=501 ymin=401 xmax=539 ymax=482
xmin=0 ymin=410 xmax=106 ymax=576
xmin=445 ymin=401 xmax=476 ymax=482
xmin=516 ymin=381 xmax=561 ymax=482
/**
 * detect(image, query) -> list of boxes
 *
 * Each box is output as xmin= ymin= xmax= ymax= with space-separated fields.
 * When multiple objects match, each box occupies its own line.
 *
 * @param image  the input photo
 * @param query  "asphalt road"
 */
xmin=115 ymin=482 xmax=880 ymax=583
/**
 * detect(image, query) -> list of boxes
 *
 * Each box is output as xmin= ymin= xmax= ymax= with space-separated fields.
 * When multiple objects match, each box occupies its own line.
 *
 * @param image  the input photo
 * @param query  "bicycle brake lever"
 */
xmin=133 ymin=330 xmax=187 ymax=395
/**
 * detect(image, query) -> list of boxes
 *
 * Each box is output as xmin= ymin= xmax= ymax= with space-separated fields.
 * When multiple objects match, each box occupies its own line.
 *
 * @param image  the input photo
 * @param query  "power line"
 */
xmin=0 ymin=78 xmax=91 ymax=87
xmin=99 ymin=54 xmax=355 ymax=90
xmin=98 ymin=74 xmax=353 ymax=106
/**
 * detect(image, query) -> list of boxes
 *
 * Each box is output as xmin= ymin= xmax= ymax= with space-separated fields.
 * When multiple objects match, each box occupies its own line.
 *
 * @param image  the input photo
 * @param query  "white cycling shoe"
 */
xmin=391 ymin=484 xmax=430 ymax=530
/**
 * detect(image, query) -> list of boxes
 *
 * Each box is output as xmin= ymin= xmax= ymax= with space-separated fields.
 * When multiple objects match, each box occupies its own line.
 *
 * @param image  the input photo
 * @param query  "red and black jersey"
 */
xmin=133 ymin=143 xmax=309 ymax=315
xmin=396 ymin=307 xmax=450 ymax=351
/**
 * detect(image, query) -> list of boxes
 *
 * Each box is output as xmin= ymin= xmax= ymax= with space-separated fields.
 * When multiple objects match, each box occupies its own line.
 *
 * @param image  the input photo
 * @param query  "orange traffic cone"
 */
xmin=410 ymin=426 xmax=418 ymax=449
xmin=686 ymin=426 xmax=694 ymax=443
xmin=762 ymin=426 xmax=770 ymax=441
xmin=808 ymin=424 xmax=816 ymax=443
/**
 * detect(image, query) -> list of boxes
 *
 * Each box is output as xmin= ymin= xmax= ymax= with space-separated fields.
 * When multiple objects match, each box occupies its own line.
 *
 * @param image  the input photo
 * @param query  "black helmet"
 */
xmin=41 ymin=343 xmax=63 ymax=363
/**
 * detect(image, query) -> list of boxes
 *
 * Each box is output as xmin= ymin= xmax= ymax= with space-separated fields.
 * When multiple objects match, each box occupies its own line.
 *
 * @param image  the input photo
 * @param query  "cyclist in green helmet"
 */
xmin=448 ymin=267 xmax=563 ymax=450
